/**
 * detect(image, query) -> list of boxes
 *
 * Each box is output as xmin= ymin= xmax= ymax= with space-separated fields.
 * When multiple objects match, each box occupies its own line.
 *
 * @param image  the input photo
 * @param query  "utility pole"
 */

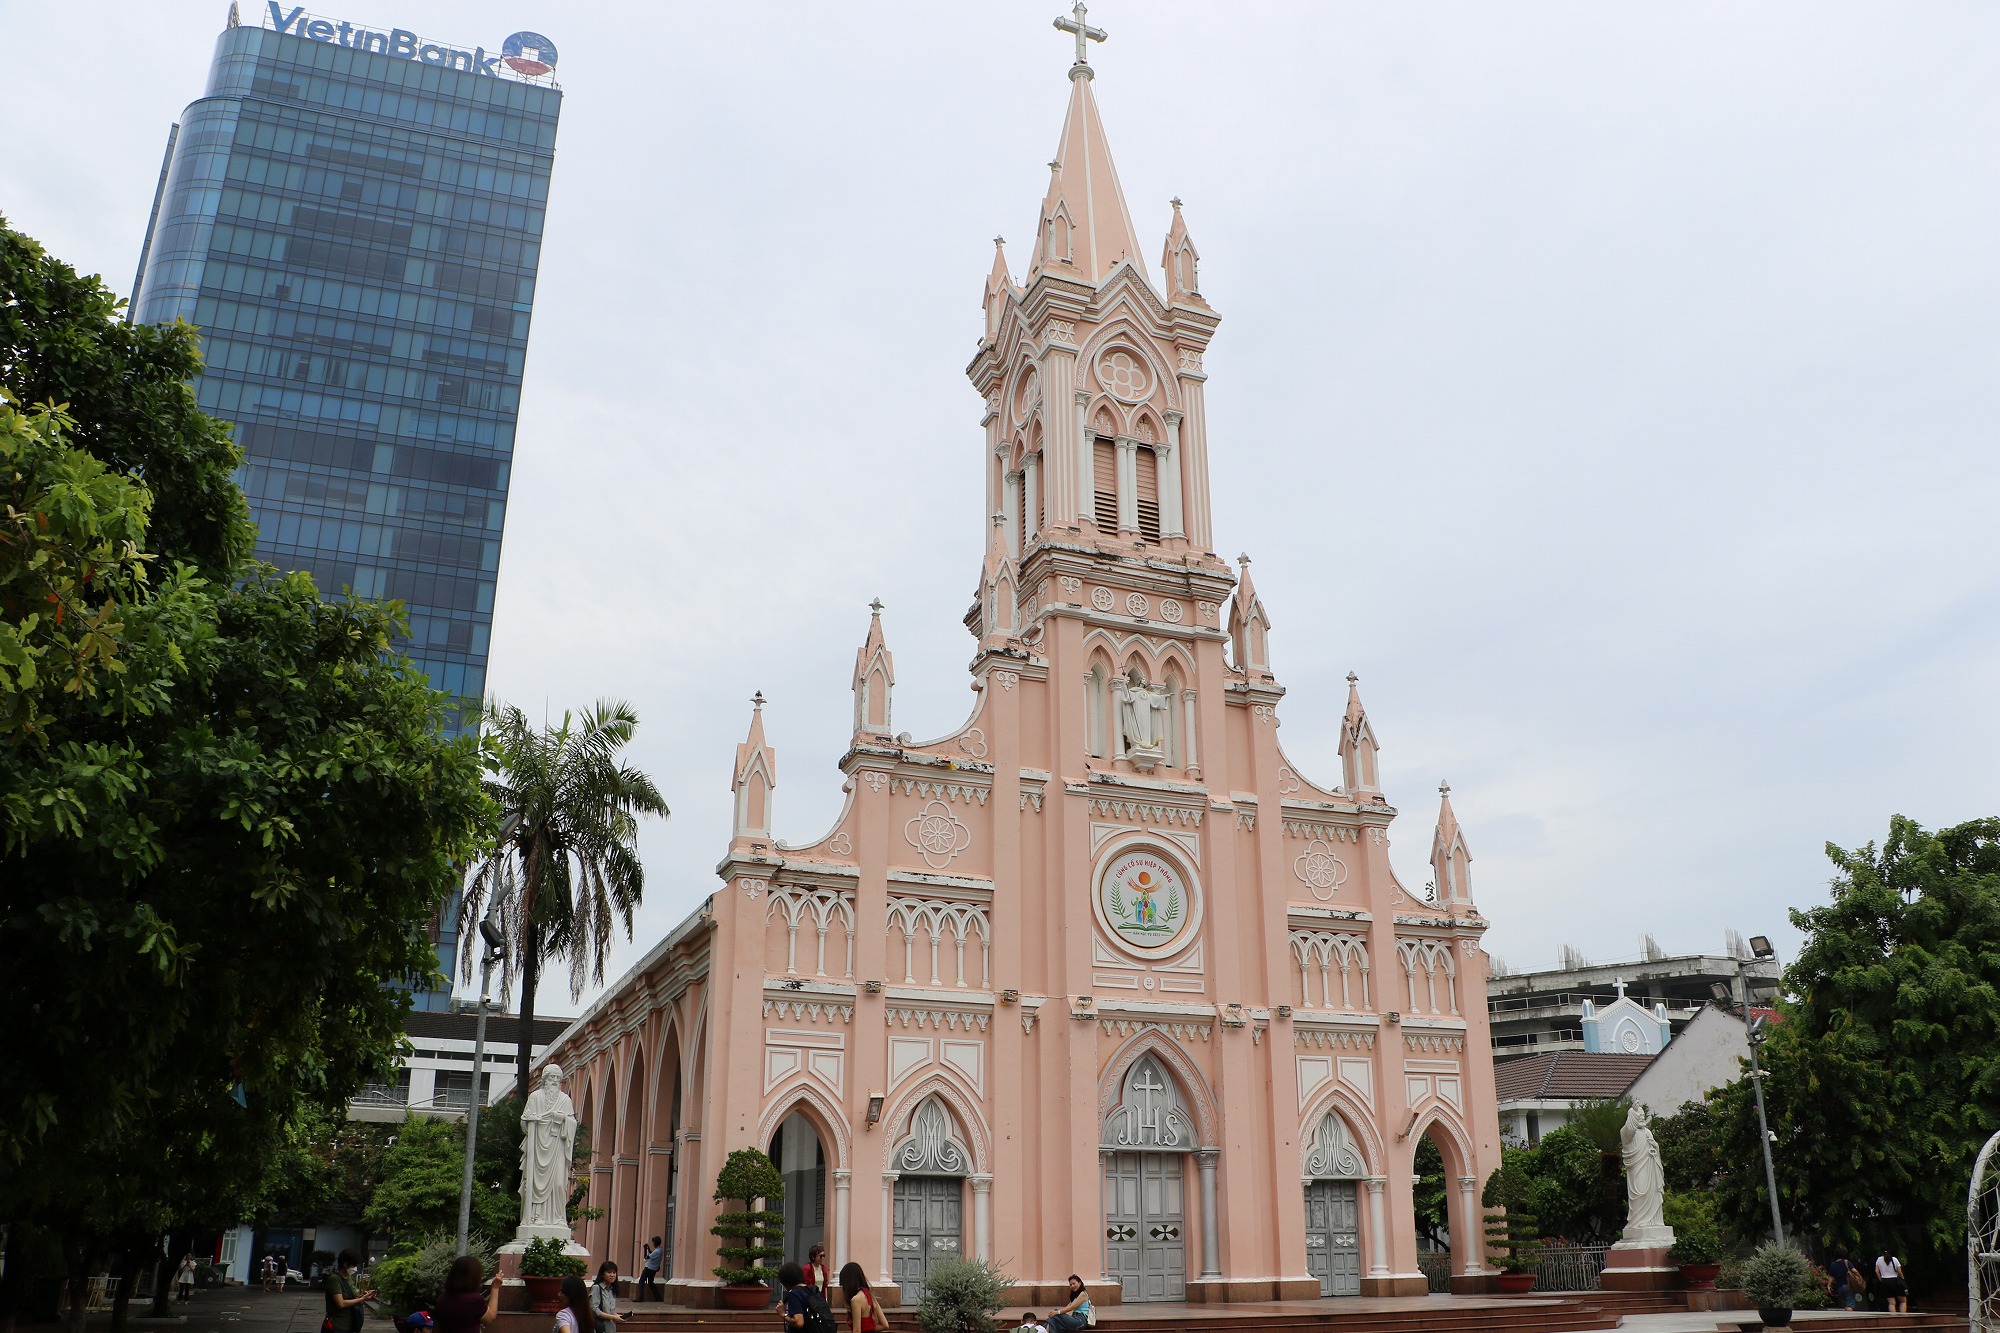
xmin=1717 ymin=934 xmax=1786 ymax=1246
xmin=457 ymin=899 xmax=511 ymax=1254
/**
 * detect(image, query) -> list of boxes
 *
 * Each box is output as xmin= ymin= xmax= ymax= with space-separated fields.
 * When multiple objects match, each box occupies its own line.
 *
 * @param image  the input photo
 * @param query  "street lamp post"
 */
xmin=456 ymin=909 xmax=510 ymax=1256
xmin=1717 ymin=934 xmax=1786 ymax=1246
xmin=1746 ymin=1011 xmax=1785 ymax=1246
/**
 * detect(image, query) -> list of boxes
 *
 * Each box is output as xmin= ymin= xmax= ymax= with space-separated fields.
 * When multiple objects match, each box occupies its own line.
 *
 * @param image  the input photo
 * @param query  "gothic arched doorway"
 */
xmin=1100 ymin=1054 xmax=1192 ymax=1302
xmin=888 ymin=1097 xmax=969 ymax=1301
xmin=1301 ymin=1110 xmax=1366 ymax=1297
xmin=768 ymin=1110 xmax=827 ymax=1272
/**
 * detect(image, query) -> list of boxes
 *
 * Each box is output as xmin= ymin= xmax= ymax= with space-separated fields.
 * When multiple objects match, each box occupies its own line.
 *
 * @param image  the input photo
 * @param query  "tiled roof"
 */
xmin=405 ymin=1009 xmax=572 ymax=1047
xmin=1493 ymin=1051 xmax=1655 ymax=1103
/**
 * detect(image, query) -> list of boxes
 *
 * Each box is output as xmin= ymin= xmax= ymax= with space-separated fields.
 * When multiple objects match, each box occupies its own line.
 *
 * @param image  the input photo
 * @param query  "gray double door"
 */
xmin=892 ymin=1175 xmax=963 ymax=1301
xmin=1102 ymin=1152 xmax=1186 ymax=1302
xmin=1303 ymin=1179 xmax=1362 ymax=1297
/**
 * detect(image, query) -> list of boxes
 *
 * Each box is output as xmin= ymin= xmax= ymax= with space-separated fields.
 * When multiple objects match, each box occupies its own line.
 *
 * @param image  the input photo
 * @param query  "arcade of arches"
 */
xmin=540 ymin=25 xmax=1503 ymax=1308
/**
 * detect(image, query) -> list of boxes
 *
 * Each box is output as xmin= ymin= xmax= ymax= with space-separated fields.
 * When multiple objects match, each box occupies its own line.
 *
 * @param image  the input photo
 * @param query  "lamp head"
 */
xmin=478 ymin=918 xmax=507 ymax=954
xmin=1748 ymin=935 xmax=1775 ymax=959
xmin=1710 ymin=982 xmax=1731 ymax=1003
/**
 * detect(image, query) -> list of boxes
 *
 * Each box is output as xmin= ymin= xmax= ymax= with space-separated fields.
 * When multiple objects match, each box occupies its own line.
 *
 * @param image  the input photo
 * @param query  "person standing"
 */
xmin=1827 ymin=1252 xmax=1852 ymax=1311
xmin=638 ymin=1239 xmax=662 ymax=1303
xmin=589 ymin=1263 xmax=623 ymax=1333
xmin=1874 ymin=1248 xmax=1907 ymax=1314
xmin=803 ymin=1246 xmax=831 ymax=1303
xmin=835 ymin=1264 xmax=886 ymax=1333
xmin=434 ymin=1257 xmax=501 ymax=1333
xmin=174 ymin=1254 xmax=197 ymax=1303
xmin=554 ymin=1277 xmax=593 ymax=1333
xmin=323 ymin=1251 xmax=376 ymax=1333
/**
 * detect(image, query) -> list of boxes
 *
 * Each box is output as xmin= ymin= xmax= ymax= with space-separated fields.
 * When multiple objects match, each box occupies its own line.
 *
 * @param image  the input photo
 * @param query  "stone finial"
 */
xmin=751 ymin=690 xmax=766 ymax=710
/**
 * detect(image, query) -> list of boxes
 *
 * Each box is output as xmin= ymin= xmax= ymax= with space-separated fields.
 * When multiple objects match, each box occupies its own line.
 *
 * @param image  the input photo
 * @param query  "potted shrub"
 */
xmin=913 ymin=1256 xmax=1010 ymax=1333
xmin=711 ymin=1148 xmax=786 ymax=1310
xmin=520 ymin=1237 xmax=586 ymax=1313
xmin=1664 ymin=1193 xmax=1724 ymax=1290
xmin=1741 ymin=1242 xmax=1810 ymax=1329
xmin=1481 ymin=1162 xmax=1542 ymax=1294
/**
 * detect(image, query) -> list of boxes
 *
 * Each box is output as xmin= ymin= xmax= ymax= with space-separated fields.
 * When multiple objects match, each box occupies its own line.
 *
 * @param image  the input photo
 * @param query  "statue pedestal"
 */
xmin=1601 ymin=1231 xmax=1676 ymax=1291
xmin=495 ymin=1230 xmax=590 ymax=1277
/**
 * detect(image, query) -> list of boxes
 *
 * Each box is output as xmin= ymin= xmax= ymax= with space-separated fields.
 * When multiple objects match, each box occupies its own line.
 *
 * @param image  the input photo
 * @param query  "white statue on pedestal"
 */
xmin=518 ymin=1064 xmax=579 ymax=1236
xmin=1618 ymin=1102 xmax=1672 ymax=1244
xmin=1114 ymin=673 xmax=1171 ymax=770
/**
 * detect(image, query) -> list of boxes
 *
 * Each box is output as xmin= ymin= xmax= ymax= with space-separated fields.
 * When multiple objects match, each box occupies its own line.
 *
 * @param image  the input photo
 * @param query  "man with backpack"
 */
xmin=778 ymin=1263 xmax=838 ymax=1333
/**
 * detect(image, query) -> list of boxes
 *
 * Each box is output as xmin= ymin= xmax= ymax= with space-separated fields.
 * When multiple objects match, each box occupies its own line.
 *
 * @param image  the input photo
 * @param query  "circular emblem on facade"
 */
xmin=501 ymin=31 xmax=559 ymax=76
xmin=1094 ymin=845 xmax=1201 ymax=959
xmin=1090 ymin=586 xmax=1115 ymax=611
xmin=1126 ymin=592 xmax=1149 ymax=617
xmin=1160 ymin=599 xmax=1184 ymax=624
xmin=1098 ymin=349 xmax=1151 ymax=403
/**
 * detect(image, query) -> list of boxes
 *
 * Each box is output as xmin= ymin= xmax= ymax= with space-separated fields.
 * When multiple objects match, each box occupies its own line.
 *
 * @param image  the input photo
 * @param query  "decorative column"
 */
xmin=1114 ymin=438 xmax=1138 ymax=533
xmin=969 ymin=1174 xmax=993 ymax=1263
xmin=1159 ymin=411 xmax=1186 ymax=538
xmin=1176 ymin=355 xmax=1213 ymax=549
xmin=1193 ymin=1148 xmax=1222 ymax=1280
xmin=833 ymin=1169 xmax=852 ymax=1272
xmin=1364 ymin=1177 xmax=1389 ymax=1278
xmin=1023 ymin=453 xmax=1041 ymax=544
xmin=1073 ymin=388 xmax=1092 ymax=521
xmin=1456 ymin=1176 xmax=1481 ymax=1275
xmin=1180 ymin=689 xmax=1199 ymax=778
xmin=1003 ymin=468 xmax=1022 ymax=558
xmin=880 ymin=1172 xmax=899 ymax=1283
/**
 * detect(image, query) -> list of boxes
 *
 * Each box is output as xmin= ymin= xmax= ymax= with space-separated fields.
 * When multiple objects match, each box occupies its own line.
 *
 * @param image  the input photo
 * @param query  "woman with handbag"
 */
xmin=323 ymin=1252 xmax=376 ymax=1333
xmin=1044 ymin=1276 xmax=1091 ymax=1333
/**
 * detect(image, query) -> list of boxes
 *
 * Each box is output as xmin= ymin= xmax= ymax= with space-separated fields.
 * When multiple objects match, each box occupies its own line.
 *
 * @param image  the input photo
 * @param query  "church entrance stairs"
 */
xmin=586 ymin=1294 xmax=1626 ymax=1333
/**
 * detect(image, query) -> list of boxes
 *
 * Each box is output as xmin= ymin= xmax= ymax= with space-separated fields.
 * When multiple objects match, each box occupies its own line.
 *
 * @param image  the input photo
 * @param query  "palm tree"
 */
xmin=459 ymin=699 xmax=669 ymax=1104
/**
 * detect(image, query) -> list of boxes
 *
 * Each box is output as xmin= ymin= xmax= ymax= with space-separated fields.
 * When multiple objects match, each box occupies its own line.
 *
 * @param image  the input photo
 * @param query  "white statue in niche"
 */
xmin=517 ymin=1064 xmax=579 ymax=1236
xmin=1114 ymin=672 xmax=1171 ymax=770
xmin=1618 ymin=1102 xmax=1673 ymax=1245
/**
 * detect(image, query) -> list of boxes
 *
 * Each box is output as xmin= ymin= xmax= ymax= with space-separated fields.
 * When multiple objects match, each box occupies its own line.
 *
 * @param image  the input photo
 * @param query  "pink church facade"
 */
xmin=540 ymin=29 xmax=1502 ymax=1308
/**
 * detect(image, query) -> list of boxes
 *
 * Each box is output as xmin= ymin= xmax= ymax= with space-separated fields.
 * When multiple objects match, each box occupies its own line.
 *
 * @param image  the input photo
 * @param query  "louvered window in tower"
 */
xmin=1093 ymin=437 xmax=1118 ymax=530
xmin=1135 ymin=446 xmax=1161 ymax=541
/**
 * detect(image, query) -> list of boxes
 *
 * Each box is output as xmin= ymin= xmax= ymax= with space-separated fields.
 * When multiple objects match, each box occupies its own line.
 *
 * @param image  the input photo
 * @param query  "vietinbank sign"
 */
xmin=264 ymin=3 xmax=558 ymax=81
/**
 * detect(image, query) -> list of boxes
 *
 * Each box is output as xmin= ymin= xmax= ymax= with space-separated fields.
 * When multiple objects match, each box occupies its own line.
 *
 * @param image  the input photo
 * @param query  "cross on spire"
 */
xmin=1053 ymin=2 xmax=1107 ymax=72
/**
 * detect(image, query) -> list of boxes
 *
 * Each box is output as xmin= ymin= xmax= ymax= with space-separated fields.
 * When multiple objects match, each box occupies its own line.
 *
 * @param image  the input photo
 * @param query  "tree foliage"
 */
xmin=0 ymin=215 xmax=493 ymax=1322
xmin=1412 ymin=1136 xmax=1449 ymax=1248
xmin=1707 ymin=815 xmax=2000 ymax=1286
xmin=1491 ymin=1125 xmax=1626 ymax=1245
xmin=711 ymin=1149 xmax=784 ymax=1285
xmin=913 ymin=1257 xmax=1010 ymax=1333
xmin=364 ymin=1115 xmax=515 ymax=1243
xmin=459 ymin=700 xmax=666 ymax=1101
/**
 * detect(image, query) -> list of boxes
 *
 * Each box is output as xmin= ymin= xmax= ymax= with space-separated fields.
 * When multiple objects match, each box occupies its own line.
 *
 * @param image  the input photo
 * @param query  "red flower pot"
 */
xmin=1496 ymin=1272 xmax=1537 ymax=1294
xmin=523 ymin=1277 xmax=565 ymax=1313
xmin=1680 ymin=1263 xmax=1723 ymax=1291
xmin=720 ymin=1285 xmax=772 ymax=1311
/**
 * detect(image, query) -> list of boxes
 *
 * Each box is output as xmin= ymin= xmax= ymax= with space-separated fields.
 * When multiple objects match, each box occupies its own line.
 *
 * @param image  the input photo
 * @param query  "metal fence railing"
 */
xmin=1416 ymin=1252 xmax=1452 ymax=1294
xmin=1535 ymin=1244 xmax=1609 ymax=1292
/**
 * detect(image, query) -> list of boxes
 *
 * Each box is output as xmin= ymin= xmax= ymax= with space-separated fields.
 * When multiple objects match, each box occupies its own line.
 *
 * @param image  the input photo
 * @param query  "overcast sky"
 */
xmin=6 ymin=1 xmax=1997 ymax=1017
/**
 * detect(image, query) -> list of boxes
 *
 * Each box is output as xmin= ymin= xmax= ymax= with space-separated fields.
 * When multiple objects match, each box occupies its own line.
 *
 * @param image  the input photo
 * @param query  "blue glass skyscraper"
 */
xmin=134 ymin=5 xmax=561 ymax=708
xmin=134 ymin=6 xmax=562 ymax=1007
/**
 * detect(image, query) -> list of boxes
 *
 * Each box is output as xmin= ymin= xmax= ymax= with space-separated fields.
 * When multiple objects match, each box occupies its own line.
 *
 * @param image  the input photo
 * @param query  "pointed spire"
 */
xmin=1162 ymin=196 xmax=1205 ymax=305
xmin=1029 ymin=70 xmax=1148 ymax=286
xmin=1432 ymin=780 xmax=1474 ymax=906
xmin=852 ymin=601 xmax=896 ymax=739
xmin=733 ymin=692 xmax=777 ymax=841
xmin=1227 ymin=554 xmax=1272 ymax=676
xmin=983 ymin=236 xmax=1013 ymax=337
xmin=1339 ymin=672 xmax=1381 ymax=793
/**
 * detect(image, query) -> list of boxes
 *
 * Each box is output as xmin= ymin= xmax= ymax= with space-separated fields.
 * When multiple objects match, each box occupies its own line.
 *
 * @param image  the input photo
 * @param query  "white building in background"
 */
xmin=351 ymin=1009 xmax=573 ymax=1122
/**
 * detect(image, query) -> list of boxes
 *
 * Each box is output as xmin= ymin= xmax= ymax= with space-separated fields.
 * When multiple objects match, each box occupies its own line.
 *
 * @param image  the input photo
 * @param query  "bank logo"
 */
xmin=502 ymin=31 xmax=558 ymax=77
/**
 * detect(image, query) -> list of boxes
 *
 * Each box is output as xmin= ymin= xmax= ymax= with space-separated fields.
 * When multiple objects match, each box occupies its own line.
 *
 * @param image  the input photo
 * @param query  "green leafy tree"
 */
xmin=0 ymin=221 xmax=247 ymax=580
xmin=1652 ymin=1098 xmax=1727 ymax=1194
xmin=364 ymin=1115 xmax=517 ymax=1243
xmin=0 ymin=217 xmax=492 ymax=1332
xmin=1481 ymin=1158 xmax=1542 ymax=1274
xmin=1412 ymin=1136 xmax=1449 ymax=1248
xmin=1708 ymin=815 xmax=2000 ymax=1288
xmin=459 ymin=701 xmax=667 ymax=1102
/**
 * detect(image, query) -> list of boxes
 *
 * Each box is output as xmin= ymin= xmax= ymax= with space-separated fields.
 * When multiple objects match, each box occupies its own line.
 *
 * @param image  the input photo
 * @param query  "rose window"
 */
xmin=1099 ymin=350 xmax=1150 ymax=402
